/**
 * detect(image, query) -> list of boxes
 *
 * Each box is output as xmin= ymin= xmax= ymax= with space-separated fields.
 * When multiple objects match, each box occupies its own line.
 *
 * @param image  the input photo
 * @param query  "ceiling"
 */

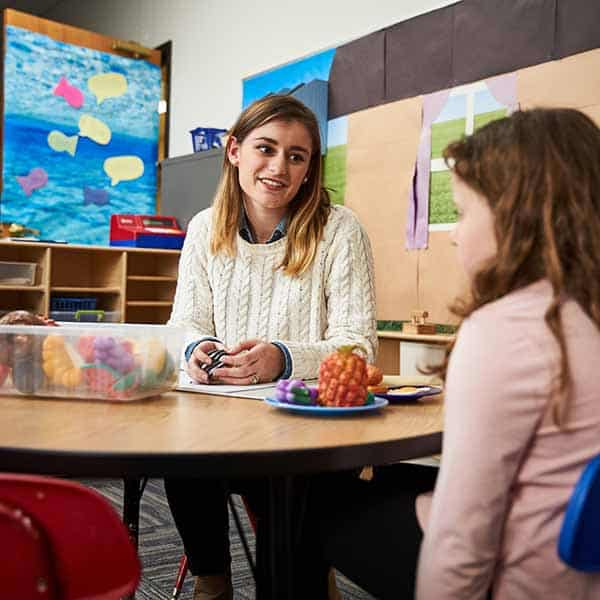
xmin=0 ymin=0 xmax=65 ymax=17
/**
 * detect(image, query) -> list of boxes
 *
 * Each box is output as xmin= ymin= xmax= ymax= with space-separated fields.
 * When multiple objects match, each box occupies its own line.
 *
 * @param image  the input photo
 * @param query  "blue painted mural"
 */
xmin=1 ymin=26 xmax=161 ymax=245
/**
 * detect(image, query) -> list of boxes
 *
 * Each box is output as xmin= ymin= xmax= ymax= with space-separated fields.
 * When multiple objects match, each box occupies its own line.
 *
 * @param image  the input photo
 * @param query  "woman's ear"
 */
xmin=227 ymin=136 xmax=240 ymax=167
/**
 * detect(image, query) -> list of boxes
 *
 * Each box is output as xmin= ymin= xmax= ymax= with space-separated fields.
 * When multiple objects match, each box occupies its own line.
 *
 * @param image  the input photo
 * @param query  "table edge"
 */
xmin=0 ymin=432 xmax=442 ymax=478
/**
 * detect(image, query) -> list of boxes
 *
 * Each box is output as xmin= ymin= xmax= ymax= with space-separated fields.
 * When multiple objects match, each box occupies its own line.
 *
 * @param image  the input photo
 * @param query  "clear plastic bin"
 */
xmin=0 ymin=261 xmax=36 ymax=286
xmin=0 ymin=323 xmax=184 ymax=401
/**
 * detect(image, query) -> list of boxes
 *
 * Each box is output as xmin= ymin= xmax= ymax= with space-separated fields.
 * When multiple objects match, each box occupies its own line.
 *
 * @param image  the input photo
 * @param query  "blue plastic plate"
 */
xmin=264 ymin=396 xmax=389 ymax=414
xmin=374 ymin=385 xmax=442 ymax=403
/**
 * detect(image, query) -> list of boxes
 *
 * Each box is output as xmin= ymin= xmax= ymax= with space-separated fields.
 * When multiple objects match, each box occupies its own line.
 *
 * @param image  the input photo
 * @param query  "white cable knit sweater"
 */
xmin=168 ymin=205 xmax=378 ymax=379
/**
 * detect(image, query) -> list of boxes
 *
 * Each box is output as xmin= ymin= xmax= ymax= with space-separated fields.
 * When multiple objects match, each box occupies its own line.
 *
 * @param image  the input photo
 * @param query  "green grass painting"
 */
xmin=431 ymin=117 xmax=466 ymax=159
xmin=429 ymin=170 xmax=456 ymax=224
xmin=474 ymin=108 xmax=507 ymax=130
xmin=323 ymin=144 xmax=346 ymax=205
xmin=430 ymin=109 xmax=508 ymax=160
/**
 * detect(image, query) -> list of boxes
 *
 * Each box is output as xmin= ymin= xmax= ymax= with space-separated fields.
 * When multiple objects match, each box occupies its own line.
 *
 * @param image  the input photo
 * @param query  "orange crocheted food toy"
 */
xmin=317 ymin=345 xmax=369 ymax=407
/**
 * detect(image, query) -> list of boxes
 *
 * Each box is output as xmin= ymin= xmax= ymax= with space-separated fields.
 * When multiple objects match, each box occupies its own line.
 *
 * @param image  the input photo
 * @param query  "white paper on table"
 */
xmin=176 ymin=370 xmax=317 ymax=400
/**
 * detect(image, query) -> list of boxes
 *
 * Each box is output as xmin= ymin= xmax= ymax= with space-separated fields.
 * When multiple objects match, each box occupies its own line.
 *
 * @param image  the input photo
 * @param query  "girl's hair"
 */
xmin=441 ymin=108 xmax=600 ymax=426
xmin=210 ymin=94 xmax=331 ymax=276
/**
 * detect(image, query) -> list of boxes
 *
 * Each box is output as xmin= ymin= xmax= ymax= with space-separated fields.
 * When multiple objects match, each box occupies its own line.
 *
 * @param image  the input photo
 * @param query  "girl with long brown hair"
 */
xmin=416 ymin=107 xmax=600 ymax=599
xmin=303 ymin=108 xmax=600 ymax=600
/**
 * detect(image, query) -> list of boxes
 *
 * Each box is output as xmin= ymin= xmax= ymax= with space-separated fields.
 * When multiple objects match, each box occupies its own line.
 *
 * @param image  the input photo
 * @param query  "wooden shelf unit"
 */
xmin=0 ymin=241 xmax=180 ymax=324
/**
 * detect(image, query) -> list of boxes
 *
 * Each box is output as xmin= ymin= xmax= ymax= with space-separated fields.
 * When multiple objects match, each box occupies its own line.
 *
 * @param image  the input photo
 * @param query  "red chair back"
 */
xmin=0 ymin=473 xmax=141 ymax=600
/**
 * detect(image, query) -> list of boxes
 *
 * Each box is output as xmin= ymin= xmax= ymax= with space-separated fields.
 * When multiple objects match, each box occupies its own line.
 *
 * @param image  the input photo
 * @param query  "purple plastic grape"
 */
xmin=92 ymin=336 xmax=134 ymax=373
xmin=274 ymin=378 xmax=316 ymax=405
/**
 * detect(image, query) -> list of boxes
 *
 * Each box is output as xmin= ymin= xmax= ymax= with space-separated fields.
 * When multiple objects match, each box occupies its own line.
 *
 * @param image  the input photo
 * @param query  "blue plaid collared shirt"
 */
xmin=239 ymin=211 xmax=288 ymax=244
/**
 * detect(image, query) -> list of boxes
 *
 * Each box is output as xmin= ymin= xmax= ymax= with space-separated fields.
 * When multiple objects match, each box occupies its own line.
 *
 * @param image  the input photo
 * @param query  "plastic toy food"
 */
xmin=366 ymin=364 xmax=383 ymax=386
xmin=42 ymin=335 xmax=82 ymax=388
xmin=93 ymin=336 xmax=134 ymax=373
xmin=134 ymin=337 xmax=166 ymax=373
xmin=318 ymin=346 xmax=370 ymax=407
xmin=388 ymin=386 xmax=420 ymax=395
xmin=0 ymin=311 xmax=51 ymax=394
xmin=275 ymin=379 xmax=318 ymax=405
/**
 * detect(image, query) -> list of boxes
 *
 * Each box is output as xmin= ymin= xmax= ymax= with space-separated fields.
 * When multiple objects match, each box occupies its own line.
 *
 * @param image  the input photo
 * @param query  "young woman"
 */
xmin=165 ymin=94 xmax=377 ymax=599
xmin=303 ymin=108 xmax=600 ymax=600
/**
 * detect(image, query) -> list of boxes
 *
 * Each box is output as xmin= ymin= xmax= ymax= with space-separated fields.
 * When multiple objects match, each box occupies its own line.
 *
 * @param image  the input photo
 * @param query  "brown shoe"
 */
xmin=193 ymin=574 xmax=233 ymax=600
xmin=328 ymin=568 xmax=341 ymax=600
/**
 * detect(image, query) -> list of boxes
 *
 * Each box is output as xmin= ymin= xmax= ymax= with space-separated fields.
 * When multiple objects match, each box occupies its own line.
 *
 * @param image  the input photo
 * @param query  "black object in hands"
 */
xmin=201 ymin=348 xmax=228 ymax=378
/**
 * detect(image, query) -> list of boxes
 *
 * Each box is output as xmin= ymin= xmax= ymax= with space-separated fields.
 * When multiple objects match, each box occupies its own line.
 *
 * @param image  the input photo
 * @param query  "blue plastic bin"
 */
xmin=50 ymin=297 xmax=97 ymax=311
xmin=190 ymin=127 xmax=227 ymax=152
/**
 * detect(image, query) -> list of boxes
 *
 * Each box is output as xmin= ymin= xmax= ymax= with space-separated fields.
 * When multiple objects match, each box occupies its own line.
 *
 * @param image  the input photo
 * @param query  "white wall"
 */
xmin=48 ymin=0 xmax=459 ymax=158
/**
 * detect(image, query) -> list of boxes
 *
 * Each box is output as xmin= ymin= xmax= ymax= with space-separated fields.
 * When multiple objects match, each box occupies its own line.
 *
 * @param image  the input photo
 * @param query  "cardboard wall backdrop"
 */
xmin=347 ymin=47 xmax=600 ymax=323
xmin=242 ymin=0 xmax=600 ymax=324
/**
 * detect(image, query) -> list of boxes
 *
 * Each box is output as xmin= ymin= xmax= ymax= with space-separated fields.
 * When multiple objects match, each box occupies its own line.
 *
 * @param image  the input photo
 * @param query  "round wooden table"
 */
xmin=0 ymin=390 xmax=443 ymax=599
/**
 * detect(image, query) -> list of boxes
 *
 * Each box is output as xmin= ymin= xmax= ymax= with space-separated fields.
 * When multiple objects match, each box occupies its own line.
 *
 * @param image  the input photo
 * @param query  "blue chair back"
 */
xmin=558 ymin=453 xmax=600 ymax=571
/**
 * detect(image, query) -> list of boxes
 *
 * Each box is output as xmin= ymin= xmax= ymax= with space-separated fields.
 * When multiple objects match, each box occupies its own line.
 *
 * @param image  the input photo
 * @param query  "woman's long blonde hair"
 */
xmin=210 ymin=94 xmax=331 ymax=276
xmin=440 ymin=108 xmax=600 ymax=426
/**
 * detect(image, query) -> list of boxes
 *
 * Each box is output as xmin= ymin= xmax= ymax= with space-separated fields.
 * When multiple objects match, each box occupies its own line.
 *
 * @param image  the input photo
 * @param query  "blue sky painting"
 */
xmin=242 ymin=48 xmax=336 ymax=108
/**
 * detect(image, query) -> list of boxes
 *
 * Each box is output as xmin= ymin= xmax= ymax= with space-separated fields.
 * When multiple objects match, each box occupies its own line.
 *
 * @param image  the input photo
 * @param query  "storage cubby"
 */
xmin=125 ymin=249 xmax=179 ymax=323
xmin=0 ymin=241 xmax=180 ymax=323
xmin=125 ymin=303 xmax=173 ymax=325
xmin=50 ymin=247 xmax=124 ymax=289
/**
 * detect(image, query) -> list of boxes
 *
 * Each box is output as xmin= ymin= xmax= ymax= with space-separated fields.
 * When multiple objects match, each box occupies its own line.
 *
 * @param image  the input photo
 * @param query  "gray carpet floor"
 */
xmin=85 ymin=478 xmax=375 ymax=599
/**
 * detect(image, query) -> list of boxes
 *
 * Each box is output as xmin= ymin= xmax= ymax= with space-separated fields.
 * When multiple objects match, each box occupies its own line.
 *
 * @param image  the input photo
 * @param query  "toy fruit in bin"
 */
xmin=317 ymin=345 xmax=372 ymax=407
xmin=0 ymin=310 xmax=52 ymax=394
xmin=42 ymin=335 xmax=82 ymax=388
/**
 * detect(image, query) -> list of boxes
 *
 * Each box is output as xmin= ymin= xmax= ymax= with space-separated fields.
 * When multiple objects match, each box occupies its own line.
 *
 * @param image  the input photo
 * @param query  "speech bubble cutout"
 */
xmin=88 ymin=72 xmax=128 ymax=105
xmin=47 ymin=130 xmax=78 ymax=156
xmin=79 ymin=114 xmax=112 ymax=145
xmin=104 ymin=156 xmax=144 ymax=186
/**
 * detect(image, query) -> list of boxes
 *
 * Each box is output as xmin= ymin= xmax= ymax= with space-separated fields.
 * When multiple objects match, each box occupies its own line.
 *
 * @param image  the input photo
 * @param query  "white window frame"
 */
xmin=429 ymin=81 xmax=490 ymax=232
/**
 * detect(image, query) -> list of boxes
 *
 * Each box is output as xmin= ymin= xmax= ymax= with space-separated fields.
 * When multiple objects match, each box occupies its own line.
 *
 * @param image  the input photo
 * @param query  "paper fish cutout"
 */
xmin=78 ymin=114 xmax=111 ymax=145
xmin=16 ymin=167 xmax=48 ymax=196
xmin=88 ymin=72 xmax=127 ymax=105
xmin=47 ymin=130 xmax=78 ymax=157
xmin=104 ymin=156 xmax=144 ymax=186
xmin=53 ymin=76 xmax=84 ymax=109
xmin=83 ymin=187 xmax=110 ymax=206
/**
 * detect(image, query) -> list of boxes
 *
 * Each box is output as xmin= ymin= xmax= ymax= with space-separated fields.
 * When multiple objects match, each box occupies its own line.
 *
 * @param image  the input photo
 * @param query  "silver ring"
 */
xmin=251 ymin=374 xmax=259 ymax=385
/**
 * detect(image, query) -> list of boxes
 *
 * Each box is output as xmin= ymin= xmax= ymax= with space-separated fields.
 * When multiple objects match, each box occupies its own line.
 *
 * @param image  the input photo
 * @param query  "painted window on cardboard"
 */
xmin=1 ymin=26 xmax=161 ymax=245
xmin=429 ymin=83 xmax=508 ymax=229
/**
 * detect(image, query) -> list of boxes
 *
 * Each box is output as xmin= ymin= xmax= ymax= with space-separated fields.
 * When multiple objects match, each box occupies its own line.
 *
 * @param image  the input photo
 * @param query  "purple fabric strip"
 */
xmin=485 ymin=72 xmax=518 ymax=111
xmin=405 ymin=89 xmax=449 ymax=249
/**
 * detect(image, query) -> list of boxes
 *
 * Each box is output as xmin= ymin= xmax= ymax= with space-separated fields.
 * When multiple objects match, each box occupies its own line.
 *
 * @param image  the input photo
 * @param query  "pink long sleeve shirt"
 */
xmin=417 ymin=280 xmax=600 ymax=600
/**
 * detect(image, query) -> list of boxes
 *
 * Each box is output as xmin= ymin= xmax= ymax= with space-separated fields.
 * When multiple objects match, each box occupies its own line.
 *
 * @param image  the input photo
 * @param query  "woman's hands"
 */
xmin=217 ymin=339 xmax=285 ymax=385
xmin=186 ymin=339 xmax=285 ymax=385
xmin=186 ymin=340 xmax=227 ymax=384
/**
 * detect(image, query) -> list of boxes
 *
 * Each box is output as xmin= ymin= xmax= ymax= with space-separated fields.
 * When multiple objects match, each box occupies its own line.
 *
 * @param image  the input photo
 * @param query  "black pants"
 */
xmin=164 ymin=476 xmax=268 ymax=576
xmin=298 ymin=463 xmax=438 ymax=600
xmin=165 ymin=464 xmax=437 ymax=598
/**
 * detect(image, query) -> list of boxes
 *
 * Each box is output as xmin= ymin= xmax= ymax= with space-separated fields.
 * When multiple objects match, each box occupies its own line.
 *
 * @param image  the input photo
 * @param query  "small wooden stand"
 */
xmin=402 ymin=310 xmax=437 ymax=335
